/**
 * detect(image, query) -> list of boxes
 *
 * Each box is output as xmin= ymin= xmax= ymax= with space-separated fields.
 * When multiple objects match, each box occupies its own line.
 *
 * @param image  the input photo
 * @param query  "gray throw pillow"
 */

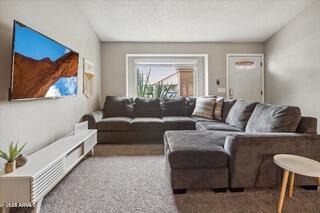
xmin=226 ymin=100 xmax=258 ymax=130
xmin=213 ymin=96 xmax=224 ymax=120
xmin=246 ymin=103 xmax=301 ymax=133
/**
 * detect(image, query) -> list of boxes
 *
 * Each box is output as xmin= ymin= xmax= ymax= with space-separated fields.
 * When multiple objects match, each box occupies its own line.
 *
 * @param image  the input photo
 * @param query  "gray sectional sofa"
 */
xmin=83 ymin=96 xmax=320 ymax=193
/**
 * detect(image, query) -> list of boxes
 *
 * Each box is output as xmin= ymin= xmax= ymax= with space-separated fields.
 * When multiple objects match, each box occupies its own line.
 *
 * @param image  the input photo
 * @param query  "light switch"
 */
xmin=217 ymin=88 xmax=226 ymax=93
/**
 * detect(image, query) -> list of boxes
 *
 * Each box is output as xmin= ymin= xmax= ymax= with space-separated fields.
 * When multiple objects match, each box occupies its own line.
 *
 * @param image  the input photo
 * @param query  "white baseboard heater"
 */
xmin=0 ymin=122 xmax=97 ymax=213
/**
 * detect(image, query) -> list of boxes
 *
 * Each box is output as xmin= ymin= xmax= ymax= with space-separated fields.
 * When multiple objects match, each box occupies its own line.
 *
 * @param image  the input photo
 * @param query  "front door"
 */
xmin=227 ymin=55 xmax=264 ymax=102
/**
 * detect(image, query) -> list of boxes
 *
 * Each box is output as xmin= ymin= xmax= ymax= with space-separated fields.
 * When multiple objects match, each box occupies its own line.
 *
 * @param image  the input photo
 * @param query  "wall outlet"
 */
xmin=217 ymin=88 xmax=226 ymax=93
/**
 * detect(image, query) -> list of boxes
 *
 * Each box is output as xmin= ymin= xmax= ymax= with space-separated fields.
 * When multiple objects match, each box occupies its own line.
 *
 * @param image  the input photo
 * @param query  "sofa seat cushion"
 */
xmin=97 ymin=117 xmax=132 ymax=131
xmin=196 ymin=121 xmax=243 ymax=132
xmin=246 ymin=103 xmax=302 ymax=133
xmin=130 ymin=117 xmax=163 ymax=131
xmin=162 ymin=116 xmax=195 ymax=130
xmin=226 ymin=100 xmax=258 ymax=130
xmin=164 ymin=130 xmax=230 ymax=169
xmin=191 ymin=116 xmax=214 ymax=122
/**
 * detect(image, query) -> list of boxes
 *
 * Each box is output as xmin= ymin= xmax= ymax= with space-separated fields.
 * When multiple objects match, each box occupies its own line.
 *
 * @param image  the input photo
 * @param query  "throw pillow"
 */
xmin=192 ymin=97 xmax=216 ymax=119
xmin=186 ymin=97 xmax=197 ymax=116
xmin=213 ymin=96 xmax=224 ymax=120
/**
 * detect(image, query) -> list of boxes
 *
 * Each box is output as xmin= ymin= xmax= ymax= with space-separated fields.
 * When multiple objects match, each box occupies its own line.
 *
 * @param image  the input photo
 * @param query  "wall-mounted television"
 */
xmin=10 ymin=20 xmax=79 ymax=101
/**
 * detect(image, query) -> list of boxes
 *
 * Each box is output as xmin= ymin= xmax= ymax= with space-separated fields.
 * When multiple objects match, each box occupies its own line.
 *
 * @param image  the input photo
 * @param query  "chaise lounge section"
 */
xmin=164 ymin=130 xmax=231 ymax=193
xmin=164 ymin=100 xmax=320 ymax=193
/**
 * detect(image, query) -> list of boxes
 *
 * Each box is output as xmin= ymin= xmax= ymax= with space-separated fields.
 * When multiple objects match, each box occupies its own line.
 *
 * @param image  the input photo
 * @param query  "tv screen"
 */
xmin=10 ymin=21 xmax=79 ymax=100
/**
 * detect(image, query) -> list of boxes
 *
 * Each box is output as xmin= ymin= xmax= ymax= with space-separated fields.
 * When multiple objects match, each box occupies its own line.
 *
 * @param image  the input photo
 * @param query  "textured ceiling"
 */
xmin=79 ymin=0 xmax=313 ymax=42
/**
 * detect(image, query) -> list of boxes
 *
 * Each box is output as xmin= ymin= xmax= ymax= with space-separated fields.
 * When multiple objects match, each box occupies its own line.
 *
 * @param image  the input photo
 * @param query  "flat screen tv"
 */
xmin=10 ymin=20 xmax=79 ymax=101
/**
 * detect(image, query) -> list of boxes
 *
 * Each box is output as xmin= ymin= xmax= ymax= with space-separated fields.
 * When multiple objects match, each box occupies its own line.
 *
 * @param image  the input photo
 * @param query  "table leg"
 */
xmin=289 ymin=172 xmax=295 ymax=197
xmin=278 ymin=170 xmax=289 ymax=213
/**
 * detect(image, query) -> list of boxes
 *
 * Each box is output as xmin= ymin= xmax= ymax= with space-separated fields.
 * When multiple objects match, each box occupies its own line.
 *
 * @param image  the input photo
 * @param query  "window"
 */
xmin=126 ymin=55 xmax=208 ymax=97
xmin=136 ymin=63 xmax=195 ymax=98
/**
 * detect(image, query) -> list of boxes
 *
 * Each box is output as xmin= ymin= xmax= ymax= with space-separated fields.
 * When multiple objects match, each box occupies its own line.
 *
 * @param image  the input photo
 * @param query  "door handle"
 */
xmin=229 ymin=88 xmax=233 ymax=99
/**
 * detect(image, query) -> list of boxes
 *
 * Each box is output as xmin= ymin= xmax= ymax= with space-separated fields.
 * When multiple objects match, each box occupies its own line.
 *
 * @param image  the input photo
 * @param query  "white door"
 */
xmin=227 ymin=55 xmax=264 ymax=102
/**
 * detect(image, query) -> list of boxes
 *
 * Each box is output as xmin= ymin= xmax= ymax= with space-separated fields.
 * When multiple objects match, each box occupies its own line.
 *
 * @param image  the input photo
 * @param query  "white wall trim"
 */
xmin=204 ymin=55 xmax=209 ymax=96
xmin=126 ymin=54 xmax=209 ymax=57
xmin=125 ymin=54 xmax=129 ymax=96
xmin=126 ymin=54 xmax=209 ymax=97
xmin=226 ymin=53 xmax=264 ymax=102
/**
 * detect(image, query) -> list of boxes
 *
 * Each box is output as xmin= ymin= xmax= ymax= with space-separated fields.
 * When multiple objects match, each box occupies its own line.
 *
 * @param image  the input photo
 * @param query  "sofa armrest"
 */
xmin=224 ymin=133 xmax=318 ymax=155
xmin=296 ymin=116 xmax=317 ymax=134
xmin=82 ymin=110 xmax=103 ymax=129
xmin=224 ymin=133 xmax=320 ymax=188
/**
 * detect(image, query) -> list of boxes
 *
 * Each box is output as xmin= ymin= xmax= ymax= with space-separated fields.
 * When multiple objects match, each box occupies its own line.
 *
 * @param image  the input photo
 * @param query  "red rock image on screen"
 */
xmin=11 ymin=51 xmax=79 ymax=99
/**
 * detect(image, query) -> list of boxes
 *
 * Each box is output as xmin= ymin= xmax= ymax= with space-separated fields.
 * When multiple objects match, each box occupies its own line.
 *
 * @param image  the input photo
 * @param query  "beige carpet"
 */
xmin=39 ymin=144 xmax=320 ymax=213
xmin=9 ymin=145 xmax=320 ymax=213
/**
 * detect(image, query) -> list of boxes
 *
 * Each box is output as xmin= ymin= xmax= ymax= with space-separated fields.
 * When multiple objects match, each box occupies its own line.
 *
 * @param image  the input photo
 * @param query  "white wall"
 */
xmin=0 ymin=1 xmax=101 ymax=168
xmin=265 ymin=1 xmax=320 ymax=132
xmin=101 ymin=42 xmax=264 ymax=98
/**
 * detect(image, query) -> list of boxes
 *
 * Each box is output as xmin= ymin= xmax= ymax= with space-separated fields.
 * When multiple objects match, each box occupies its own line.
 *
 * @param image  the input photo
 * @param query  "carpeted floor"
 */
xmin=38 ymin=151 xmax=320 ymax=213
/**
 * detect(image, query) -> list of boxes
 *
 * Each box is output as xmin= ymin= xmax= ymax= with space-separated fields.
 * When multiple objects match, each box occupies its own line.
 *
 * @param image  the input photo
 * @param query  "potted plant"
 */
xmin=0 ymin=142 xmax=26 ymax=174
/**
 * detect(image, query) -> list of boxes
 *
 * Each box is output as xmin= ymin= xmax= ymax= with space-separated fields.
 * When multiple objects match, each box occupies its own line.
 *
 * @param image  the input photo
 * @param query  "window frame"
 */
xmin=126 ymin=54 xmax=209 ymax=97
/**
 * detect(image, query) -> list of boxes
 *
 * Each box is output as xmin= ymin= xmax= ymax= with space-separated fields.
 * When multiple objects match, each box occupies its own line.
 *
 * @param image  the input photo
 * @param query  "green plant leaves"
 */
xmin=0 ymin=141 xmax=27 ymax=162
xmin=0 ymin=150 xmax=9 ymax=161
xmin=137 ymin=67 xmax=177 ymax=98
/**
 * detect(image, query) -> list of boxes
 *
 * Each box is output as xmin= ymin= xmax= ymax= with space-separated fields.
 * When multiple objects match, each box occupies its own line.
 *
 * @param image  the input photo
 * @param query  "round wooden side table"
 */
xmin=273 ymin=154 xmax=320 ymax=213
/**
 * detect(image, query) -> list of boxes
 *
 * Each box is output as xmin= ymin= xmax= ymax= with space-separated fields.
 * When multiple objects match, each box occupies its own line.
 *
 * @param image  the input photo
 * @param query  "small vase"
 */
xmin=5 ymin=160 xmax=16 ymax=174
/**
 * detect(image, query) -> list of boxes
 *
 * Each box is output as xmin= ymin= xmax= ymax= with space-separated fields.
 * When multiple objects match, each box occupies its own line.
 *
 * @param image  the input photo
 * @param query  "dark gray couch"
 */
xmin=83 ymin=96 xmax=320 ymax=193
xmin=83 ymin=96 xmax=236 ymax=144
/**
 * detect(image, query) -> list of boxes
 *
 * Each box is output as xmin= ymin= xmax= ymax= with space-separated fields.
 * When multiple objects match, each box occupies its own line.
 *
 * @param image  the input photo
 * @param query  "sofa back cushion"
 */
xmin=221 ymin=99 xmax=236 ymax=122
xmin=226 ymin=100 xmax=258 ymax=130
xmin=161 ymin=97 xmax=188 ymax=116
xmin=133 ymin=97 xmax=162 ymax=118
xmin=192 ymin=97 xmax=216 ymax=119
xmin=103 ymin=96 xmax=134 ymax=118
xmin=186 ymin=97 xmax=197 ymax=116
xmin=246 ymin=103 xmax=301 ymax=133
